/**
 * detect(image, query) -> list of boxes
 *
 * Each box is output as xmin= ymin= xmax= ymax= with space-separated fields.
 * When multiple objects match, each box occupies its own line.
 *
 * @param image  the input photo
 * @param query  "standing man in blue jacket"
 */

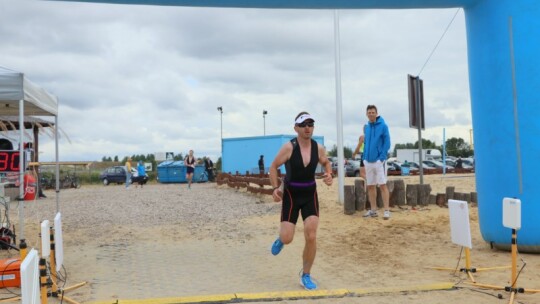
xmin=362 ymin=105 xmax=391 ymax=220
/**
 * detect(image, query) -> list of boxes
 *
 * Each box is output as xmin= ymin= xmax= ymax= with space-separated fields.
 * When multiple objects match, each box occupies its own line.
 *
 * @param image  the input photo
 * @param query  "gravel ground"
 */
xmin=22 ymin=182 xmax=279 ymax=240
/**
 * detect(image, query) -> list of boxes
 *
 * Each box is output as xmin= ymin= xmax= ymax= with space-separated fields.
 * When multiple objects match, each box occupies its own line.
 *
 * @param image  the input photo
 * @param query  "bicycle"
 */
xmin=60 ymin=173 xmax=81 ymax=189
xmin=40 ymin=176 xmax=55 ymax=190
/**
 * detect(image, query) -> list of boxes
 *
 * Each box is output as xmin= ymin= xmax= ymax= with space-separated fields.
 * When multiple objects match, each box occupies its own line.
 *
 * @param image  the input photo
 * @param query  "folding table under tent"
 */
xmin=0 ymin=65 xmax=59 ymax=244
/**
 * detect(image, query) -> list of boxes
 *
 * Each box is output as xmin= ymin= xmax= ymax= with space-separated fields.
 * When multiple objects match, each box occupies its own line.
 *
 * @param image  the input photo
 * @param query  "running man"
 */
xmin=184 ymin=150 xmax=196 ymax=189
xmin=269 ymin=112 xmax=333 ymax=290
xmin=362 ymin=105 xmax=391 ymax=220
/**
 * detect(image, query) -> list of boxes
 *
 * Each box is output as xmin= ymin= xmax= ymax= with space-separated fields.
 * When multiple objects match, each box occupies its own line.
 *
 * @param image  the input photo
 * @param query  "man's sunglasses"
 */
xmin=296 ymin=122 xmax=314 ymax=128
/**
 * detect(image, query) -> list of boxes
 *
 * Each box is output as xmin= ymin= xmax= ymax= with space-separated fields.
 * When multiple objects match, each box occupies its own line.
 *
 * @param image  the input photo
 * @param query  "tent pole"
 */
xmin=55 ymin=114 xmax=60 ymax=213
xmin=18 ymin=99 xmax=25 ymax=242
xmin=334 ymin=10 xmax=344 ymax=204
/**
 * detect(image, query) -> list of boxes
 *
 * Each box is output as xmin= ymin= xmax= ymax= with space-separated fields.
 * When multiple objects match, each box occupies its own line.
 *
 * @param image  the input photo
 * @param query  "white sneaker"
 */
xmin=383 ymin=210 xmax=391 ymax=220
xmin=363 ymin=210 xmax=378 ymax=217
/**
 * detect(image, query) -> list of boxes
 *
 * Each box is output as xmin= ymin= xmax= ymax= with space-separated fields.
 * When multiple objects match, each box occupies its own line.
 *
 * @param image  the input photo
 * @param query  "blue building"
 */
xmin=222 ymin=134 xmax=324 ymax=175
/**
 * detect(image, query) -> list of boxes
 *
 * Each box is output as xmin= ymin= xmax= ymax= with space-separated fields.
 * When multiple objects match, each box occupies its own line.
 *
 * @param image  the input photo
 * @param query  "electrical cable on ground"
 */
xmin=452 ymin=246 xmax=464 ymax=276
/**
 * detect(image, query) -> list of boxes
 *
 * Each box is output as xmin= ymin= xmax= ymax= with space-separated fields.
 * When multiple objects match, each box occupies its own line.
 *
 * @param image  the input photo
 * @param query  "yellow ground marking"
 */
xmin=351 ymin=282 xmax=456 ymax=295
xmin=236 ymin=288 xmax=349 ymax=300
xmin=90 ymin=282 xmax=455 ymax=304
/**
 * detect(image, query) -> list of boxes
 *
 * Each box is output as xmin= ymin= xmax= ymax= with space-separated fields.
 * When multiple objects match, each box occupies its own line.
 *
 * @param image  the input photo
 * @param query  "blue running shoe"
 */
xmin=271 ymin=238 xmax=284 ymax=256
xmin=300 ymin=273 xmax=317 ymax=290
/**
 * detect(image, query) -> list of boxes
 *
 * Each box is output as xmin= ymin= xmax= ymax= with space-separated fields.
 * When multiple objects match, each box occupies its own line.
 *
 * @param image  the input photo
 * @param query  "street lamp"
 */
xmin=217 ymin=106 xmax=223 ymax=159
xmin=263 ymin=110 xmax=268 ymax=136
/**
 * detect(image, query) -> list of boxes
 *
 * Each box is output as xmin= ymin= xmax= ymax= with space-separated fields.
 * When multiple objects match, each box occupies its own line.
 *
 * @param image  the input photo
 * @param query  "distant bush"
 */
xmin=38 ymin=165 xmax=157 ymax=186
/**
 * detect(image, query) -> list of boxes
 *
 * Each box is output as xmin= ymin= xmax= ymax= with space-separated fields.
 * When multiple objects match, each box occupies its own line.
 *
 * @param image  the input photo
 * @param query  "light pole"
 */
xmin=217 ymin=106 xmax=223 ymax=160
xmin=263 ymin=110 xmax=268 ymax=136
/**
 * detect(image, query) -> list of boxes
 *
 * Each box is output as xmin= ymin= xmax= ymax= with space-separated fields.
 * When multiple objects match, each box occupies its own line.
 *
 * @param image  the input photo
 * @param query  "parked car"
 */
xmin=131 ymin=171 xmax=149 ymax=185
xmin=332 ymin=159 xmax=361 ymax=177
xmin=408 ymin=161 xmax=436 ymax=171
xmin=345 ymin=160 xmax=361 ymax=177
xmin=446 ymin=159 xmax=473 ymax=169
xmin=423 ymin=160 xmax=454 ymax=169
xmin=99 ymin=166 xmax=134 ymax=185
xmin=331 ymin=159 xmax=342 ymax=171
xmin=388 ymin=161 xmax=418 ymax=173
xmin=387 ymin=161 xmax=401 ymax=173
xmin=462 ymin=157 xmax=475 ymax=167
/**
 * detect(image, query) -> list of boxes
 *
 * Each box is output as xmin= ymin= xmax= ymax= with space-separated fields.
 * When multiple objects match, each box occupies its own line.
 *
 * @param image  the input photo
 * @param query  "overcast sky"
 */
xmin=0 ymin=0 xmax=471 ymax=162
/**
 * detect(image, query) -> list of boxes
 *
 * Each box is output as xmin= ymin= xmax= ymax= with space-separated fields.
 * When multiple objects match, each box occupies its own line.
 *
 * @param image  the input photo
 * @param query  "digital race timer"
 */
xmin=0 ymin=151 xmax=21 ymax=172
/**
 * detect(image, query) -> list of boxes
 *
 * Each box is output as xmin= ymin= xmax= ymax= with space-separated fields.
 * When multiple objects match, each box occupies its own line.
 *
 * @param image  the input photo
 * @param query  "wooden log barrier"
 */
xmin=406 ymin=184 xmax=419 ymax=206
xmin=471 ymin=192 xmax=478 ymax=205
xmin=446 ymin=186 xmax=455 ymax=201
xmin=455 ymin=192 xmax=468 ymax=202
xmin=429 ymin=194 xmax=436 ymax=205
xmin=418 ymin=184 xmax=432 ymax=206
xmin=386 ymin=180 xmax=395 ymax=207
xmin=463 ymin=192 xmax=471 ymax=204
xmin=261 ymin=188 xmax=274 ymax=195
xmin=344 ymin=185 xmax=356 ymax=215
xmin=354 ymin=179 xmax=366 ymax=211
xmin=436 ymin=193 xmax=446 ymax=207
xmin=391 ymin=179 xmax=406 ymax=206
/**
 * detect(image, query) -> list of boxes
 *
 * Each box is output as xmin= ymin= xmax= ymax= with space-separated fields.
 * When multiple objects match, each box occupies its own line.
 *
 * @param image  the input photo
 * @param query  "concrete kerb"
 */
xmin=89 ymin=282 xmax=456 ymax=304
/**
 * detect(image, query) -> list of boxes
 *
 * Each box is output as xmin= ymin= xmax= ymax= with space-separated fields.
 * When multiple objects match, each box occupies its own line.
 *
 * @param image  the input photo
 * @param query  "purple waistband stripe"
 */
xmin=288 ymin=181 xmax=316 ymax=187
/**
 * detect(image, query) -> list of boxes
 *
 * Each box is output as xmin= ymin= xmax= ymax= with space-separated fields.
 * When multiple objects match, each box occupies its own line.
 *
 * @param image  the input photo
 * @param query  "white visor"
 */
xmin=295 ymin=114 xmax=315 ymax=124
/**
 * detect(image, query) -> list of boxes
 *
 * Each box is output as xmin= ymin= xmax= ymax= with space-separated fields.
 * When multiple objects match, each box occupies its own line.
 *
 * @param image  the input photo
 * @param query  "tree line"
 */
xmin=101 ymin=153 xmax=222 ymax=170
xmin=328 ymin=137 xmax=474 ymax=159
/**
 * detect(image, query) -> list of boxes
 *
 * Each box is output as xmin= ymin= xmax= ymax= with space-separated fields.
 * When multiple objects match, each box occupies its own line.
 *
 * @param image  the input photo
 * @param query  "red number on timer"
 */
xmin=0 ymin=152 xmax=19 ymax=171
xmin=11 ymin=152 xmax=19 ymax=171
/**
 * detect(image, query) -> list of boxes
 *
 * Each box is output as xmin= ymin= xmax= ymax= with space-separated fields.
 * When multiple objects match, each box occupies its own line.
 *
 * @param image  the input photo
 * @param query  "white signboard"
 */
xmin=54 ymin=213 xmax=64 ymax=272
xmin=448 ymin=199 xmax=472 ymax=249
xmin=41 ymin=220 xmax=50 ymax=258
xmin=155 ymin=152 xmax=174 ymax=161
xmin=503 ymin=197 xmax=521 ymax=230
xmin=155 ymin=152 xmax=166 ymax=161
xmin=21 ymin=249 xmax=40 ymax=304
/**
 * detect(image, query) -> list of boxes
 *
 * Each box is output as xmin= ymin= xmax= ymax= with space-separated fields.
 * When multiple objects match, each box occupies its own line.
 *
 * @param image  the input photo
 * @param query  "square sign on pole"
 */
xmin=448 ymin=199 xmax=472 ymax=249
xmin=503 ymin=197 xmax=521 ymax=230
xmin=408 ymin=74 xmax=425 ymax=130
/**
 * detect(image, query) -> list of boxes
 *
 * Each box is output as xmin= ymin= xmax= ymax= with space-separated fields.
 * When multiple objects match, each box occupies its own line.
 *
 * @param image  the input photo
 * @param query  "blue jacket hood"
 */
xmin=362 ymin=116 xmax=391 ymax=162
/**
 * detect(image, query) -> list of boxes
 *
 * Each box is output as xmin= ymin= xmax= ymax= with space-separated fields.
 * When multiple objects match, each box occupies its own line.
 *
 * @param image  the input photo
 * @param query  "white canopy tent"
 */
xmin=0 ymin=66 xmax=58 ymax=116
xmin=0 ymin=65 xmax=59 ymax=243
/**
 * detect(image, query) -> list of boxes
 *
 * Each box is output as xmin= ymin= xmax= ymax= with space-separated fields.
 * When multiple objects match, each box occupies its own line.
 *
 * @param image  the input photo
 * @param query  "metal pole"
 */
xmin=469 ymin=129 xmax=473 ymax=150
xmin=263 ymin=113 xmax=266 ymax=136
xmin=55 ymin=114 xmax=60 ymax=213
xmin=220 ymin=110 xmax=223 ymax=158
xmin=217 ymin=107 xmax=223 ymax=160
xmin=18 ymin=99 xmax=25 ymax=241
xmin=415 ymin=76 xmax=424 ymax=185
xmin=334 ymin=10 xmax=344 ymax=204
xmin=443 ymin=128 xmax=446 ymax=175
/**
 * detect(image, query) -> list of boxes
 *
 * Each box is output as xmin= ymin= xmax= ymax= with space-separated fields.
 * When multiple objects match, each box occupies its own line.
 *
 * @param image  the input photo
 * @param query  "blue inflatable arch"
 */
xmin=48 ymin=0 xmax=540 ymax=251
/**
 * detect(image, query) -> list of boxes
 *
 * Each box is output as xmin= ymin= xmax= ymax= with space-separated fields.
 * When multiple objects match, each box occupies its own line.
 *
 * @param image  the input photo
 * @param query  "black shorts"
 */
xmin=360 ymin=154 xmax=364 ymax=167
xmin=186 ymin=167 xmax=194 ymax=174
xmin=281 ymin=187 xmax=319 ymax=224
